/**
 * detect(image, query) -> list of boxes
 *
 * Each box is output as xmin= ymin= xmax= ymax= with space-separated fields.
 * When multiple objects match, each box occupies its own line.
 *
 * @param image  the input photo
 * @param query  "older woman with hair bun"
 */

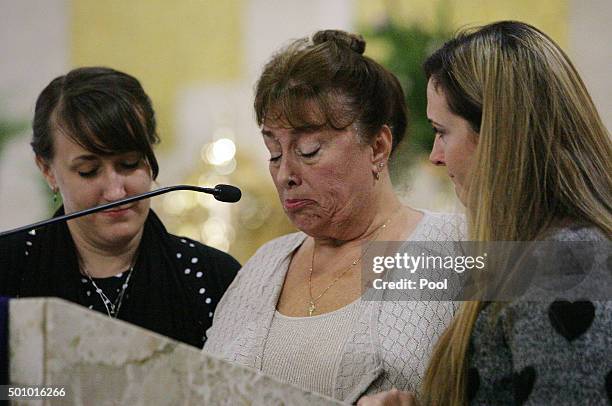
xmin=204 ymin=30 xmax=464 ymax=402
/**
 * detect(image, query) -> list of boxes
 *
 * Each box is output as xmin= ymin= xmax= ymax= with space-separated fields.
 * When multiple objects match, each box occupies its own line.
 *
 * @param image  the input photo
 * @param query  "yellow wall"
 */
xmin=71 ymin=0 xmax=568 ymax=148
xmin=357 ymin=0 xmax=568 ymax=47
xmin=71 ymin=0 xmax=244 ymax=148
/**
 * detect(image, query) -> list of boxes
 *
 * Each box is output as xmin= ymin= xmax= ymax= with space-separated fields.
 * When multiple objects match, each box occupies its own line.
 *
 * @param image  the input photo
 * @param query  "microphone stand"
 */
xmin=0 ymin=184 xmax=240 ymax=239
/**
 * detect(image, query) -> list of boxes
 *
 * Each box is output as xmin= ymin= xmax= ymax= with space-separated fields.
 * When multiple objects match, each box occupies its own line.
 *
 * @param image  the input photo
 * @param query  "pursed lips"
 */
xmin=283 ymin=198 xmax=314 ymax=210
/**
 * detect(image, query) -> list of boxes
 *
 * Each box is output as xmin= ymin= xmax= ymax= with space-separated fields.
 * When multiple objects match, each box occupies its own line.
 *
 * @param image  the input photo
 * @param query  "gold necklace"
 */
xmin=307 ymin=209 xmax=399 ymax=316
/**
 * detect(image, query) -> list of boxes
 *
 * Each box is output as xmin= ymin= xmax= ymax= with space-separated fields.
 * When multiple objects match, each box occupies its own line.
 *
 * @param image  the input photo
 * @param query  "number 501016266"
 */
xmin=1 ymin=386 xmax=67 ymax=400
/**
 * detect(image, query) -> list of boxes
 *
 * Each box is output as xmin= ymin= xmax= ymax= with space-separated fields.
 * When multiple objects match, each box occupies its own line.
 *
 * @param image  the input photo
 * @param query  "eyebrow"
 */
xmin=72 ymin=154 xmax=99 ymax=162
xmin=261 ymin=124 xmax=327 ymax=141
xmin=291 ymin=124 xmax=326 ymax=134
xmin=261 ymin=127 xmax=320 ymax=138
xmin=427 ymin=118 xmax=445 ymax=128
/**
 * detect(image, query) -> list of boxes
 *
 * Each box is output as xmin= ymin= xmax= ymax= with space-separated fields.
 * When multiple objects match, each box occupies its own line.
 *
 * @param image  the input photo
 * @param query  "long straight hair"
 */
xmin=421 ymin=21 xmax=612 ymax=405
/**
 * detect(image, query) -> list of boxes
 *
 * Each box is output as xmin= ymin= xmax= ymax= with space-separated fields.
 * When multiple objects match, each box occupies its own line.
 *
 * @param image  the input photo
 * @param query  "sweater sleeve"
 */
xmin=203 ymin=232 xmax=305 ymax=359
xmin=500 ymin=299 xmax=612 ymax=405
xmin=203 ymin=242 xmax=265 ymax=357
xmin=501 ymin=231 xmax=611 ymax=405
xmin=467 ymin=227 xmax=611 ymax=405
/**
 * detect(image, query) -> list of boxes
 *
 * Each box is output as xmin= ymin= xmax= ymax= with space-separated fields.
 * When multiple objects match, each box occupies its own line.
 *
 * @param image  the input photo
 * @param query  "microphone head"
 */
xmin=213 ymin=184 xmax=242 ymax=203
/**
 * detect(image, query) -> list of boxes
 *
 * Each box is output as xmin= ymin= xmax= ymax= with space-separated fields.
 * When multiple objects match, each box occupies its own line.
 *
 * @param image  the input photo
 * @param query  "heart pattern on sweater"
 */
xmin=548 ymin=300 xmax=595 ymax=342
xmin=513 ymin=366 xmax=536 ymax=405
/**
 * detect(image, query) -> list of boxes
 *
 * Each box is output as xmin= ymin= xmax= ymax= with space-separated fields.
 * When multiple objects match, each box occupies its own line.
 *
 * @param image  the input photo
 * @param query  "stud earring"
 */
xmin=375 ymin=162 xmax=385 ymax=180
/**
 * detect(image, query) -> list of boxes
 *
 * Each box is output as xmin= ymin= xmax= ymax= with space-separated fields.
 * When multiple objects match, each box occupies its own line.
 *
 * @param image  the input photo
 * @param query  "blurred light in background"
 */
xmin=163 ymin=192 xmax=196 ymax=216
xmin=212 ymin=138 xmax=236 ymax=162
xmin=3 ymin=0 xmax=609 ymax=263
xmin=202 ymin=137 xmax=237 ymax=166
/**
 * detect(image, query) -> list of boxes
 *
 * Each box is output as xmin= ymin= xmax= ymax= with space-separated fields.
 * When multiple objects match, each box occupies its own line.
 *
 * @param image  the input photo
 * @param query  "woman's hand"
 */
xmin=356 ymin=388 xmax=417 ymax=406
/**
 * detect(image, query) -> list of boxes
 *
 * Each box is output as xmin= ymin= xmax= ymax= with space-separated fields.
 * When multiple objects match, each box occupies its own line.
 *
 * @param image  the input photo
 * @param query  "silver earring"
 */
xmin=52 ymin=187 xmax=58 ymax=204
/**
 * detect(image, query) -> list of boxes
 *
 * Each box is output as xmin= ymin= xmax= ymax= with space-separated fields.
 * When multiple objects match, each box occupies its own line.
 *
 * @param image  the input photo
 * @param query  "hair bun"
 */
xmin=312 ymin=30 xmax=366 ymax=55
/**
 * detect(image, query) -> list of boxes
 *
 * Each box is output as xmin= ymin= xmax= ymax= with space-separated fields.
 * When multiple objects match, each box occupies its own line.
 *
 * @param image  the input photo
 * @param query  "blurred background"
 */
xmin=1 ymin=0 xmax=610 ymax=263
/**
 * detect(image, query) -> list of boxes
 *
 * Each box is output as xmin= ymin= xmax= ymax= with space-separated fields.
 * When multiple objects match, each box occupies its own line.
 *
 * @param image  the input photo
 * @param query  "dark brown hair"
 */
xmin=254 ymin=29 xmax=408 ymax=154
xmin=31 ymin=67 xmax=160 ymax=179
xmin=423 ymin=35 xmax=482 ymax=134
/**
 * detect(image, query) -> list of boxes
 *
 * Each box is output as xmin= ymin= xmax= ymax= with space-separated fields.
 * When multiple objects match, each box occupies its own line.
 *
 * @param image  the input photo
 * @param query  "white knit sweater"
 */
xmin=204 ymin=210 xmax=465 ymax=403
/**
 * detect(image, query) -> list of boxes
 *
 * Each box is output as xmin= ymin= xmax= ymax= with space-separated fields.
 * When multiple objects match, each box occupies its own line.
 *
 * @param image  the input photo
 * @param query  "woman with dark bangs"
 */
xmin=0 ymin=67 xmax=240 ymax=348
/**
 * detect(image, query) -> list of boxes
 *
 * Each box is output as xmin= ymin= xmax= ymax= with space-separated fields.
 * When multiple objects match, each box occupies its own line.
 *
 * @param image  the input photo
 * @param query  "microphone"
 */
xmin=0 ymin=184 xmax=241 ymax=239
xmin=212 ymin=184 xmax=242 ymax=203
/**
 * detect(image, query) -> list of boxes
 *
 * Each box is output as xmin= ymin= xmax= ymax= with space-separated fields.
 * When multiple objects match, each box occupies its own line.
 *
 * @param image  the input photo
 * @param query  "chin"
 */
xmin=99 ymin=222 xmax=144 ymax=244
xmin=289 ymin=214 xmax=325 ymax=237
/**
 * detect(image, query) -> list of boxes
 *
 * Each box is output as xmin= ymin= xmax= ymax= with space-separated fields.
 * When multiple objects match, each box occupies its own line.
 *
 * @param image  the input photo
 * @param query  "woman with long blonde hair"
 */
xmin=358 ymin=20 xmax=611 ymax=405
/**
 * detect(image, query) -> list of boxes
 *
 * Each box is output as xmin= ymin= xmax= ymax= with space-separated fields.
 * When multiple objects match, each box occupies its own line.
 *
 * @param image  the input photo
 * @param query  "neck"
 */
xmin=315 ymin=180 xmax=403 ymax=250
xmin=69 ymin=225 xmax=143 ymax=278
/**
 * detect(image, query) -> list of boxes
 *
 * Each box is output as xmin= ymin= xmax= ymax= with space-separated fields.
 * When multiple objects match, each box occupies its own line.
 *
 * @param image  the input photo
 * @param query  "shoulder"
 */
xmin=219 ymin=232 xmax=305 ymax=299
xmin=524 ymin=223 xmax=610 ymax=301
xmin=165 ymin=234 xmax=240 ymax=293
xmin=167 ymin=234 xmax=240 ymax=269
xmin=229 ymin=231 xmax=304 ymax=285
xmin=0 ymin=228 xmax=45 ymax=295
xmin=1 ymin=228 xmax=36 ymax=249
xmin=412 ymin=210 xmax=466 ymax=241
xmin=244 ymin=231 xmax=306 ymax=266
xmin=544 ymin=222 xmax=608 ymax=242
xmin=254 ymin=231 xmax=306 ymax=253
xmin=0 ymin=228 xmax=39 ymax=265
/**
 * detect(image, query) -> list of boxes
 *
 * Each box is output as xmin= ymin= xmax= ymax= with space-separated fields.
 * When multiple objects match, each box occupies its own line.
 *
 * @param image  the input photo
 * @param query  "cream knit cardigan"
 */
xmin=204 ymin=211 xmax=464 ymax=404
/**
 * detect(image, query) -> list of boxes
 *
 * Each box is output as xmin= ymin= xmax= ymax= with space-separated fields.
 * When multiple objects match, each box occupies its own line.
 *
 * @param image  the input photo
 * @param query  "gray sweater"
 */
xmin=204 ymin=210 xmax=464 ymax=404
xmin=467 ymin=225 xmax=611 ymax=405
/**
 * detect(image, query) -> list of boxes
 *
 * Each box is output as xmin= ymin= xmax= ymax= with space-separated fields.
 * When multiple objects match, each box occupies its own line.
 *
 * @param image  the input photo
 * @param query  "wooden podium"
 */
xmin=8 ymin=298 xmax=341 ymax=405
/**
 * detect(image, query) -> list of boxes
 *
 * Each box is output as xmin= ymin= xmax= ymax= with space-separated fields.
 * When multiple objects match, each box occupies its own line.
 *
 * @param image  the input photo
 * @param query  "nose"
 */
xmin=275 ymin=155 xmax=301 ymax=189
xmin=102 ymin=169 xmax=128 ymax=202
xmin=429 ymin=135 xmax=446 ymax=166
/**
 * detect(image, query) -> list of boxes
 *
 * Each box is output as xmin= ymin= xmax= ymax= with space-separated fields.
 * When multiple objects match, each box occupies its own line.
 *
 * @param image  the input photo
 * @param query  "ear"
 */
xmin=35 ymin=155 xmax=57 ymax=191
xmin=370 ymin=124 xmax=393 ymax=169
